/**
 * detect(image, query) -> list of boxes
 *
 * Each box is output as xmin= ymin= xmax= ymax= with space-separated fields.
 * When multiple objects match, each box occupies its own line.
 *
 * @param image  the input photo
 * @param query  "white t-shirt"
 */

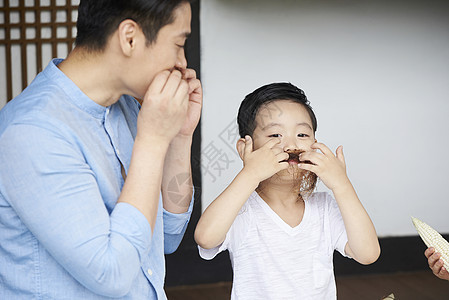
xmin=199 ymin=191 xmax=349 ymax=300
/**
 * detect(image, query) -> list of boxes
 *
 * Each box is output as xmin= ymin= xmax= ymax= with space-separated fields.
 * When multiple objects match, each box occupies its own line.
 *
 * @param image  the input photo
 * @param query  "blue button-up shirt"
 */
xmin=0 ymin=59 xmax=193 ymax=299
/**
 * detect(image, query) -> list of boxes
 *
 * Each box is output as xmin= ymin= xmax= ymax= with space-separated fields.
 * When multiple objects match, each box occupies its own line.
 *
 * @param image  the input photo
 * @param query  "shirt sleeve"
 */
xmin=163 ymin=192 xmax=194 ymax=254
xmin=326 ymin=193 xmax=350 ymax=258
xmin=198 ymin=199 xmax=252 ymax=260
xmin=0 ymin=123 xmax=152 ymax=297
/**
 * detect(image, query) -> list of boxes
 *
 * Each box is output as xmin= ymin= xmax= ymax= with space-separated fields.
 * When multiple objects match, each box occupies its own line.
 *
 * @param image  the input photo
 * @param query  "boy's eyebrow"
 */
xmin=261 ymin=123 xmax=282 ymax=131
xmin=261 ymin=122 xmax=312 ymax=131
xmin=297 ymin=122 xmax=313 ymax=130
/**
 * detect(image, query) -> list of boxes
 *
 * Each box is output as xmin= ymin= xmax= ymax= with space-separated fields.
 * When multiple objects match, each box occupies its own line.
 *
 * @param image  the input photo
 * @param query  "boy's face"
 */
xmin=252 ymin=100 xmax=316 ymax=178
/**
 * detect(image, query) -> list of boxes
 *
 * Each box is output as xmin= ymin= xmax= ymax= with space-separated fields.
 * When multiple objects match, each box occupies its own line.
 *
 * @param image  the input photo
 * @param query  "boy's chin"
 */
xmin=280 ymin=164 xmax=302 ymax=174
xmin=267 ymin=167 xmax=318 ymax=197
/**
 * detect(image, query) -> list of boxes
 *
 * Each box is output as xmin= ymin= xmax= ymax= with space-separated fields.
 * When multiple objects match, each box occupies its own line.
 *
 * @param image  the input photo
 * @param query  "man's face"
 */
xmin=132 ymin=2 xmax=192 ymax=98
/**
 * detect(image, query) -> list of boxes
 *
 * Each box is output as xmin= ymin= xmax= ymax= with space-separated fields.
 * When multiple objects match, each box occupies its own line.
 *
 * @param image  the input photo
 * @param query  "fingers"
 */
xmin=174 ymin=80 xmax=189 ymax=106
xmin=433 ymin=258 xmax=445 ymax=275
xmin=277 ymin=160 xmax=290 ymax=171
xmin=244 ymin=136 xmax=288 ymax=166
xmin=187 ymin=79 xmax=202 ymax=103
xmin=188 ymin=78 xmax=202 ymax=96
xmin=311 ymin=142 xmax=345 ymax=163
xmin=425 ymin=247 xmax=435 ymax=259
xmin=263 ymin=137 xmax=282 ymax=149
xmin=428 ymin=251 xmax=441 ymax=268
xmin=244 ymin=136 xmax=281 ymax=156
xmin=427 ymin=249 xmax=447 ymax=278
xmin=146 ymin=70 xmax=189 ymax=105
xmin=163 ymin=70 xmax=186 ymax=98
xmin=147 ymin=70 xmax=171 ymax=94
xmin=311 ymin=142 xmax=333 ymax=156
xmin=300 ymin=143 xmax=346 ymax=166
xmin=336 ymin=145 xmax=345 ymax=164
xmin=180 ymin=68 xmax=202 ymax=95
xmin=182 ymin=68 xmax=196 ymax=80
xmin=244 ymin=135 xmax=253 ymax=156
xmin=277 ymin=152 xmax=289 ymax=164
xmin=297 ymin=160 xmax=317 ymax=173
xmin=299 ymin=151 xmax=322 ymax=164
xmin=296 ymin=149 xmax=318 ymax=172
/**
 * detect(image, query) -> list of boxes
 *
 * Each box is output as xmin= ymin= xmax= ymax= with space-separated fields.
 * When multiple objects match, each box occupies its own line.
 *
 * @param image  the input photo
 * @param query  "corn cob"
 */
xmin=411 ymin=216 xmax=449 ymax=270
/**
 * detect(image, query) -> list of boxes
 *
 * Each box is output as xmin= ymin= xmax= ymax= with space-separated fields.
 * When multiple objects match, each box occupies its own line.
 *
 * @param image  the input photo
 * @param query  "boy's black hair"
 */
xmin=237 ymin=82 xmax=317 ymax=138
xmin=75 ymin=0 xmax=192 ymax=51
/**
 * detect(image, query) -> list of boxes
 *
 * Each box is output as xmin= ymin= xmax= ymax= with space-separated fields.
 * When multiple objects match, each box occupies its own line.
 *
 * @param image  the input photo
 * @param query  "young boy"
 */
xmin=195 ymin=82 xmax=380 ymax=299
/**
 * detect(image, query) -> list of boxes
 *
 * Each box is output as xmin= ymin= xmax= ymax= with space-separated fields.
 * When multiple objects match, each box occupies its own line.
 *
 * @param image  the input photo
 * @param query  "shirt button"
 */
xmin=147 ymin=268 xmax=153 ymax=276
xmin=116 ymin=149 xmax=120 ymax=155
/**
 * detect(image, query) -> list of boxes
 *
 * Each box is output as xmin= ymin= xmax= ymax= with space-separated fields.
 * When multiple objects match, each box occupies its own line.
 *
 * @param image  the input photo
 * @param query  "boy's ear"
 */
xmin=236 ymin=138 xmax=247 ymax=160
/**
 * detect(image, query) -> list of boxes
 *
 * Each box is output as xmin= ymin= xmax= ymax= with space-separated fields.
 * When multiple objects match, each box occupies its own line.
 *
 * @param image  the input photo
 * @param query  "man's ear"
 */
xmin=236 ymin=138 xmax=247 ymax=160
xmin=117 ymin=19 xmax=140 ymax=57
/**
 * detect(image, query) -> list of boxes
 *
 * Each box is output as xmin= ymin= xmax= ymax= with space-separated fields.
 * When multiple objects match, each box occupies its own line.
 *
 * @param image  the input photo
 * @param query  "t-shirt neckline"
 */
xmin=253 ymin=191 xmax=310 ymax=236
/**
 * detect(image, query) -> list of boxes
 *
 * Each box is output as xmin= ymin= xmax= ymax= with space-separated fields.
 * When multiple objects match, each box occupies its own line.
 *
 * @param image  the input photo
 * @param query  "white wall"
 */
xmin=200 ymin=0 xmax=449 ymax=237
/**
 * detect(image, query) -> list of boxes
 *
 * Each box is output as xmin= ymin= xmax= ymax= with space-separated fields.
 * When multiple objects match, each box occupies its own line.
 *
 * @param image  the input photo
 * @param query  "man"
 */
xmin=0 ymin=0 xmax=201 ymax=299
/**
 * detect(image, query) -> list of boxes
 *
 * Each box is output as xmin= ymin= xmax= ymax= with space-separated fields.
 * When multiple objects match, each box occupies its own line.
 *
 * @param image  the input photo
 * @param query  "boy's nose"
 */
xmin=282 ymin=136 xmax=299 ymax=152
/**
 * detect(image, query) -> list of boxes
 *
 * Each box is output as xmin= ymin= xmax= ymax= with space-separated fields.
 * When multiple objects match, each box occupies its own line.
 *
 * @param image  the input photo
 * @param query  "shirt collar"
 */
xmin=42 ymin=58 xmax=108 ymax=119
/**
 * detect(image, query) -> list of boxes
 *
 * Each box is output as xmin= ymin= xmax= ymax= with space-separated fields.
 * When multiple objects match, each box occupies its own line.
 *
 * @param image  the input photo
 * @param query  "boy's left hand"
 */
xmin=298 ymin=142 xmax=350 ymax=192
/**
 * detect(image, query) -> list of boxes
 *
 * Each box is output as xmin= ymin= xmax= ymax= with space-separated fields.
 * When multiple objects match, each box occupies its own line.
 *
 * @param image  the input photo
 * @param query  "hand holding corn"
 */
xmin=411 ymin=217 xmax=449 ymax=281
xmin=425 ymin=247 xmax=449 ymax=281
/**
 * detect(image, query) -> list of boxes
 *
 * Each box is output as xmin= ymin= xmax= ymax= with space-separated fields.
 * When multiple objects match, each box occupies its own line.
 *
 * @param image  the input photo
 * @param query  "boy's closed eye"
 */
xmin=267 ymin=133 xmax=310 ymax=138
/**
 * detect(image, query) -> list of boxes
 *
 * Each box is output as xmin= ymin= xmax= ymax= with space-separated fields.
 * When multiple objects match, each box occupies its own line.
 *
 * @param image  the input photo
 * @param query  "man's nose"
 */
xmin=176 ymin=48 xmax=187 ymax=70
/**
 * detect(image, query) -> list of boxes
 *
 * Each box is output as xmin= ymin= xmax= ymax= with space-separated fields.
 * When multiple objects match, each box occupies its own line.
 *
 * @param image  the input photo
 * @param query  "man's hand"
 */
xmin=240 ymin=136 xmax=289 ymax=183
xmin=177 ymin=68 xmax=202 ymax=137
xmin=298 ymin=143 xmax=350 ymax=192
xmin=120 ymin=69 xmax=190 ymax=230
xmin=160 ymin=68 xmax=201 ymax=214
xmin=425 ymin=247 xmax=449 ymax=281
xmin=137 ymin=70 xmax=189 ymax=144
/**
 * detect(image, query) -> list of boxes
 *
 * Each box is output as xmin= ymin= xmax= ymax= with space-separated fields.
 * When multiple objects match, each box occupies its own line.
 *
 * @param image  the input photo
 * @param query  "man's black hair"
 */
xmin=75 ymin=0 xmax=191 ymax=51
xmin=237 ymin=82 xmax=317 ymax=138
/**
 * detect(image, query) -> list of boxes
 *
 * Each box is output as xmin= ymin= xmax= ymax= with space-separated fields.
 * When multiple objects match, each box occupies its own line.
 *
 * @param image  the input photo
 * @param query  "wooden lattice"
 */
xmin=0 ymin=0 xmax=79 ymax=102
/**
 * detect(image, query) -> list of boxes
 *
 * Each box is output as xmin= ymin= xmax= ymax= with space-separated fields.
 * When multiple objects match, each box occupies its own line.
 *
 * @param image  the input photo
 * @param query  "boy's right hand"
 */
xmin=240 ymin=136 xmax=289 ymax=183
xmin=425 ymin=247 xmax=449 ymax=281
xmin=136 ymin=70 xmax=189 ymax=144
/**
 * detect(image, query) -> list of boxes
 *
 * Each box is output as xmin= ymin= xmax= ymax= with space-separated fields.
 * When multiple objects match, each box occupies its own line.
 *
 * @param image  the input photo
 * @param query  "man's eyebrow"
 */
xmin=179 ymin=31 xmax=191 ymax=39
